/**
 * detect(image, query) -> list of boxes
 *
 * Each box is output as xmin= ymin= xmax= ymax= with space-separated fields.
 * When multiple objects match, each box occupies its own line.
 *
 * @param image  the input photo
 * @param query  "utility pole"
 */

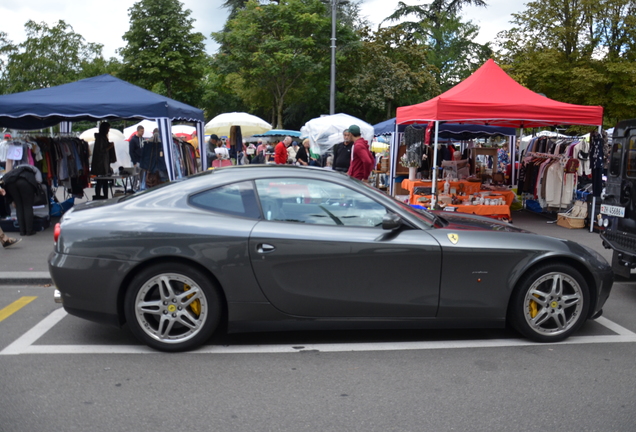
xmin=329 ymin=0 xmax=337 ymax=115
xmin=325 ymin=0 xmax=348 ymax=115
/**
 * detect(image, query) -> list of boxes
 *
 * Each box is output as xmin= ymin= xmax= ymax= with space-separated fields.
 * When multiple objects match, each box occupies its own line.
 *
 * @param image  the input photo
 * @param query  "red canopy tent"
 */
xmin=395 ymin=59 xmax=604 ymax=215
xmin=396 ymin=59 xmax=603 ymax=128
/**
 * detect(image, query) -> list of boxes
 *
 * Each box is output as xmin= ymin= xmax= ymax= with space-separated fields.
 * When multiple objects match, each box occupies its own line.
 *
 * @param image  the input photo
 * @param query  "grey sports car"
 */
xmin=49 ymin=165 xmax=613 ymax=351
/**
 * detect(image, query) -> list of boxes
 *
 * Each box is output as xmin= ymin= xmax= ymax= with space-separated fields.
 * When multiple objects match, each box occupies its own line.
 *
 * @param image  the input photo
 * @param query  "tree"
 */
xmin=118 ymin=0 xmax=207 ymax=104
xmin=341 ymin=26 xmax=439 ymax=122
xmin=214 ymin=0 xmax=335 ymax=129
xmin=383 ymin=0 xmax=491 ymax=90
xmin=496 ymin=0 xmax=636 ymax=125
xmin=0 ymin=21 xmax=106 ymax=94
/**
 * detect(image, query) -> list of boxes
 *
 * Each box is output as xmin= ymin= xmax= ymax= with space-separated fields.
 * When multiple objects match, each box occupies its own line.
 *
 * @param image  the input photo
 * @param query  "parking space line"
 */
xmin=595 ymin=316 xmax=636 ymax=336
xmin=0 ymin=307 xmax=66 ymax=355
xmin=15 ymin=334 xmax=636 ymax=355
xmin=2 ymin=309 xmax=636 ymax=355
xmin=0 ymin=296 xmax=37 ymax=322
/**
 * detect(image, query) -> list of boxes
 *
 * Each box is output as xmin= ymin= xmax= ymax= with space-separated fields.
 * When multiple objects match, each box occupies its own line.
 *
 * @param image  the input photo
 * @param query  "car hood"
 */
xmin=432 ymin=211 xmax=533 ymax=233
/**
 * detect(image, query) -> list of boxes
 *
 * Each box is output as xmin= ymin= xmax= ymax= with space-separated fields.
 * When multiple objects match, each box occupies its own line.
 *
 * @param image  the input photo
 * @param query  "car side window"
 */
xmin=189 ymin=181 xmax=260 ymax=219
xmin=255 ymin=178 xmax=387 ymax=227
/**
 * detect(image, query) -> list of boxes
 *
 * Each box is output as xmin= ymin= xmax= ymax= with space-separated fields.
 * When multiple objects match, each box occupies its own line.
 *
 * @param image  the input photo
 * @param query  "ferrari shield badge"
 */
xmin=447 ymin=233 xmax=459 ymax=245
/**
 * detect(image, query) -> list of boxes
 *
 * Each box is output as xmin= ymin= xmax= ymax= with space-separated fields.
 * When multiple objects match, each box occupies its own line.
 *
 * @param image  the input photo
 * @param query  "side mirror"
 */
xmin=382 ymin=213 xmax=402 ymax=230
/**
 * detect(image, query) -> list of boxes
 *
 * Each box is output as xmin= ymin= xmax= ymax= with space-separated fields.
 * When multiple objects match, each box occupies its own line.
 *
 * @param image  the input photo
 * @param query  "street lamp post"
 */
xmin=325 ymin=0 xmax=347 ymax=115
xmin=329 ymin=0 xmax=337 ymax=115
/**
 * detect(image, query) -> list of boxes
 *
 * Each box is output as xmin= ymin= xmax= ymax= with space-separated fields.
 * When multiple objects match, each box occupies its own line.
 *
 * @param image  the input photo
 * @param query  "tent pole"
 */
xmin=196 ymin=121 xmax=206 ymax=172
xmin=432 ymin=121 xmax=440 ymax=205
xmin=157 ymin=118 xmax=174 ymax=181
xmin=390 ymin=122 xmax=398 ymax=196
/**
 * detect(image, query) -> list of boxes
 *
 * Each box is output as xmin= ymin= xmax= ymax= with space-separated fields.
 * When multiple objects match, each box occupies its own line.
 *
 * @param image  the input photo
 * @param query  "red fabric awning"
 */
xmin=396 ymin=59 xmax=603 ymax=128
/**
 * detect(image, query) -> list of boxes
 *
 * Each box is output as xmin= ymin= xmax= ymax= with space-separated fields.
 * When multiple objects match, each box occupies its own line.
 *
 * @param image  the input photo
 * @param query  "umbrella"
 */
xmin=79 ymin=128 xmax=126 ymax=143
xmin=300 ymin=113 xmax=374 ymax=155
xmin=123 ymin=120 xmax=157 ymax=141
xmin=205 ymin=112 xmax=272 ymax=137
xmin=171 ymin=124 xmax=196 ymax=140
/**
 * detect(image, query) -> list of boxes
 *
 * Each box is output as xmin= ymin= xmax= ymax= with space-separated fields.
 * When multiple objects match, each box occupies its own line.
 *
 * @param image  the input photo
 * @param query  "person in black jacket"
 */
xmin=128 ymin=125 xmax=144 ymax=191
xmin=332 ymin=129 xmax=353 ymax=172
xmin=2 ymin=164 xmax=43 ymax=236
xmin=91 ymin=122 xmax=114 ymax=199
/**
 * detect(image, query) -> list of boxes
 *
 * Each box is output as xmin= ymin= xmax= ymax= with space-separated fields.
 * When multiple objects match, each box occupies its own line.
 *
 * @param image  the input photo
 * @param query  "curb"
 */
xmin=0 ymin=272 xmax=52 ymax=285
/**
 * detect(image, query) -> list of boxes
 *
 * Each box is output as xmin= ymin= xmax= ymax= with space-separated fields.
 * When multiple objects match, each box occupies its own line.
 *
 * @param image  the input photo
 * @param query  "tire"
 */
xmin=124 ymin=263 xmax=222 ymax=352
xmin=509 ymin=263 xmax=590 ymax=342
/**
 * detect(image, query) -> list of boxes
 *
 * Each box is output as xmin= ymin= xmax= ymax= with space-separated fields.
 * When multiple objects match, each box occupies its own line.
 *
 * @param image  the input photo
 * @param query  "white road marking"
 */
xmin=2 ymin=308 xmax=636 ymax=355
xmin=1 ymin=307 xmax=67 ymax=355
xmin=594 ymin=316 xmax=636 ymax=336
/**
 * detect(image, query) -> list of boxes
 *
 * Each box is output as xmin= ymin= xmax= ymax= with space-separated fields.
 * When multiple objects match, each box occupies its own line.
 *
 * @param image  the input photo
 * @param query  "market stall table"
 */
xmin=93 ymin=174 xmax=133 ymax=198
xmin=401 ymin=179 xmax=483 ymax=196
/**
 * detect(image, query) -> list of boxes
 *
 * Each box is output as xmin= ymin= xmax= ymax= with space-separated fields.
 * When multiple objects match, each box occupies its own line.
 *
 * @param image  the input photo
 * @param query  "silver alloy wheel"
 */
xmin=134 ymin=273 xmax=208 ymax=344
xmin=523 ymin=271 xmax=583 ymax=337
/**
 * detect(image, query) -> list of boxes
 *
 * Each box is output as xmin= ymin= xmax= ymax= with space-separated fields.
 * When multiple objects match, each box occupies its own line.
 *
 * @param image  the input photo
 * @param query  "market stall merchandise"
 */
xmin=395 ymin=59 xmax=603 ymax=227
xmin=0 ymin=74 xmax=205 ymax=181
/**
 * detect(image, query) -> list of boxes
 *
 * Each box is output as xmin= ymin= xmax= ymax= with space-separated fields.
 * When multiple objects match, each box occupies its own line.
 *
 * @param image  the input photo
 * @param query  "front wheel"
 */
xmin=124 ymin=263 xmax=222 ymax=352
xmin=509 ymin=264 xmax=590 ymax=342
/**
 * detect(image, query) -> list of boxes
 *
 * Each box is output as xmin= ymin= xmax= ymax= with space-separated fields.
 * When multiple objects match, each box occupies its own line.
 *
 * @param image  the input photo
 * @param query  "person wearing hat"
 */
xmin=206 ymin=134 xmax=220 ymax=166
xmin=347 ymin=125 xmax=374 ymax=181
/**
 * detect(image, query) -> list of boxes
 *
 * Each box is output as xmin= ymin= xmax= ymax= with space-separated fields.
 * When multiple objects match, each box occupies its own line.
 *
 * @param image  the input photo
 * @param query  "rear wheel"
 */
xmin=124 ymin=263 xmax=221 ymax=352
xmin=509 ymin=264 xmax=589 ymax=342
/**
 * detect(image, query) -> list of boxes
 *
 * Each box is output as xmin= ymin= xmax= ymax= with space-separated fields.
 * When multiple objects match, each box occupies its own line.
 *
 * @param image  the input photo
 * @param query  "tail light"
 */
xmin=53 ymin=223 xmax=61 ymax=244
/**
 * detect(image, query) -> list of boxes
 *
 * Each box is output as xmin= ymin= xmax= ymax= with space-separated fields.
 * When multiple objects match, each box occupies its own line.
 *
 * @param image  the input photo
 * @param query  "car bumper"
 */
xmin=593 ymin=265 xmax=613 ymax=317
xmin=48 ymin=251 xmax=135 ymax=327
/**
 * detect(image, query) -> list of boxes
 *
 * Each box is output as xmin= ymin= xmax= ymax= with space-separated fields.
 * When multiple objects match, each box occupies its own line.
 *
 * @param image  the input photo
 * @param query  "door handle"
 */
xmin=257 ymin=243 xmax=276 ymax=254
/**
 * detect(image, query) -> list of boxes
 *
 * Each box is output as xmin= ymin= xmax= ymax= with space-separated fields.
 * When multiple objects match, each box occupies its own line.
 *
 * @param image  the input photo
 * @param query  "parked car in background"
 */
xmin=601 ymin=119 xmax=636 ymax=278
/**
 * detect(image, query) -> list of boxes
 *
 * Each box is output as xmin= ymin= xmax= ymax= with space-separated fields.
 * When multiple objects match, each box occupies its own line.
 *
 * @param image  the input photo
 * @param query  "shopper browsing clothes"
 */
xmin=1 ymin=164 xmax=43 ymax=236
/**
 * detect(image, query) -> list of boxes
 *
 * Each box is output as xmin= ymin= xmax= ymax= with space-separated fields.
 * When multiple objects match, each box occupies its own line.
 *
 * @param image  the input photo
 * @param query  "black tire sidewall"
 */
xmin=509 ymin=263 xmax=590 ymax=342
xmin=124 ymin=263 xmax=222 ymax=352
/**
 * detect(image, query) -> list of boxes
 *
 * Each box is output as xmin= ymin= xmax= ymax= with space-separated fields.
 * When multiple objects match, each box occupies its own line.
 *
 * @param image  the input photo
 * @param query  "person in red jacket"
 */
xmin=347 ymin=125 xmax=374 ymax=181
xmin=275 ymin=136 xmax=291 ymax=165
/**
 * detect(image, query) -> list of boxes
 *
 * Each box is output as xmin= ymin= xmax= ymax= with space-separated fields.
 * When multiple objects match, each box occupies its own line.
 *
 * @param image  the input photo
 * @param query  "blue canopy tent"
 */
xmin=373 ymin=118 xmax=515 ymax=138
xmin=0 ymin=74 xmax=205 ymax=179
xmin=373 ymin=118 xmax=516 ymax=195
xmin=252 ymin=129 xmax=301 ymax=138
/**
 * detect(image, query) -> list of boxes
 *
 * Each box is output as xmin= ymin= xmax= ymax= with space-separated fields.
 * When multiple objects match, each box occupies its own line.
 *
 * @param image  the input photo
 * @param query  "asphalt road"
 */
xmin=1 ymin=209 xmax=635 ymax=431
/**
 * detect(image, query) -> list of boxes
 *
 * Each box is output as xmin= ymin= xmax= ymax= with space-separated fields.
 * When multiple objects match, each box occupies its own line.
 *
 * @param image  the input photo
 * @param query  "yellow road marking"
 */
xmin=0 ymin=296 xmax=37 ymax=322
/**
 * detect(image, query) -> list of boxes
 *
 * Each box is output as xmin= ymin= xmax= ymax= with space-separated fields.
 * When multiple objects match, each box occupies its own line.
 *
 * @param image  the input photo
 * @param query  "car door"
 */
xmin=249 ymin=177 xmax=442 ymax=318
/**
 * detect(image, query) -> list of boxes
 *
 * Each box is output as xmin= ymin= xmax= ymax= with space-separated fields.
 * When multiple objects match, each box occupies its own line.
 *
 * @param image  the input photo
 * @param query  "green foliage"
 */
xmin=214 ymin=0 xmax=334 ymax=128
xmin=496 ymin=0 xmax=636 ymax=125
xmin=0 ymin=21 xmax=106 ymax=94
xmin=118 ymin=0 xmax=207 ymax=105
xmin=383 ymin=0 xmax=491 ymax=91
xmin=340 ymin=26 xmax=439 ymax=122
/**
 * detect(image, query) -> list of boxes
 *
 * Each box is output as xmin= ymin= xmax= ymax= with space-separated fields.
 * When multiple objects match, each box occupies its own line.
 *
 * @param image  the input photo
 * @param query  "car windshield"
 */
xmin=356 ymin=181 xmax=437 ymax=226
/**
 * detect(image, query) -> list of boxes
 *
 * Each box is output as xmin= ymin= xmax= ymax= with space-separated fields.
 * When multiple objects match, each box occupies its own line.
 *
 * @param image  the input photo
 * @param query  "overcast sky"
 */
xmin=0 ymin=0 xmax=527 ymax=59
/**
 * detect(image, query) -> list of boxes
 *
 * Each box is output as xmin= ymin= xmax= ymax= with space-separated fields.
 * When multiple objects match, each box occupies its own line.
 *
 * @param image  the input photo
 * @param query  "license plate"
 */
xmin=601 ymin=204 xmax=625 ymax=217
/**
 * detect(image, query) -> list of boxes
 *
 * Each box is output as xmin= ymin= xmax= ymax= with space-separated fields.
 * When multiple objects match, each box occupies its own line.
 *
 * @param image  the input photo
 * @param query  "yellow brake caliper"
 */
xmin=184 ymin=285 xmax=201 ymax=316
xmin=529 ymin=294 xmax=539 ymax=318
